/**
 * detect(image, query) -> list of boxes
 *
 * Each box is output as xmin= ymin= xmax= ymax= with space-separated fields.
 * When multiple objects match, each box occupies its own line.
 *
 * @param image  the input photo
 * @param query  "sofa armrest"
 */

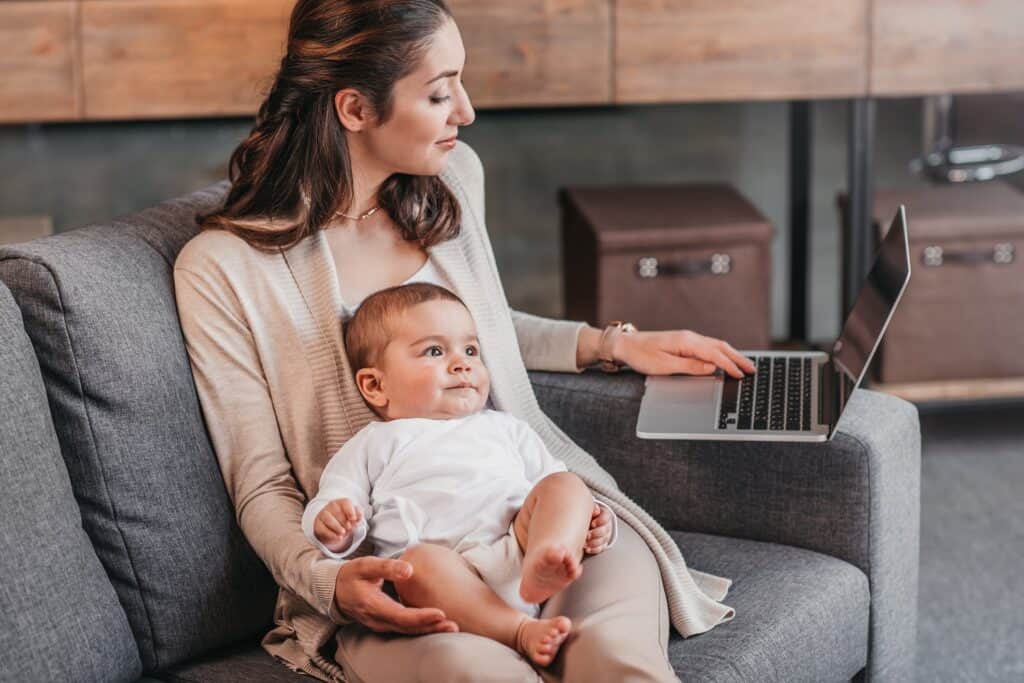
xmin=529 ymin=369 xmax=920 ymax=682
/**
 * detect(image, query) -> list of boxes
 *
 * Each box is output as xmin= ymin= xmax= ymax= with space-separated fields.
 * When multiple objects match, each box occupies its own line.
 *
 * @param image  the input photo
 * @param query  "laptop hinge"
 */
xmin=817 ymin=359 xmax=843 ymax=434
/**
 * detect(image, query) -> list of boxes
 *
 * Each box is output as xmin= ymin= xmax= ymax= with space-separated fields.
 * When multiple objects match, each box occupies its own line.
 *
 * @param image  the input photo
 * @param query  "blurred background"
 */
xmin=3 ymin=1 xmax=1023 ymax=680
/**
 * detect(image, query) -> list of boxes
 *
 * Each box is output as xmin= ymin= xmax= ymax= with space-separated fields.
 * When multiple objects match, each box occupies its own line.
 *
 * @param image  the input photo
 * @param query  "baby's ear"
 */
xmin=355 ymin=368 xmax=388 ymax=409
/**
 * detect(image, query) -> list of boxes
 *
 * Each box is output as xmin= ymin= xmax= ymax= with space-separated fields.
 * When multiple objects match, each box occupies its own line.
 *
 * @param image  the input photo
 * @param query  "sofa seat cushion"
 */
xmin=669 ymin=531 xmax=869 ymax=683
xmin=156 ymin=639 xmax=299 ymax=683
xmin=0 ymin=182 xmax=278 ymax=673
xmin=155 ymin=531 xmax=868 ymax=682
xmin=0 ymin=282 xmax=142 ymax=682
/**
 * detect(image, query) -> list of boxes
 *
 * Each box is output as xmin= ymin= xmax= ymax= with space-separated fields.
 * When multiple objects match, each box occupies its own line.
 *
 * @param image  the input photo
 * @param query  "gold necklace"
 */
xmin=334 ymin=206 xmax=379 ymax=221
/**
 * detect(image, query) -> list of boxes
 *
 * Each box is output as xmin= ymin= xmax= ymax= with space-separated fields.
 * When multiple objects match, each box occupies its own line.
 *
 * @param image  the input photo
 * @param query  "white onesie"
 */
xmin=302 ymin=409 xmax=617 ymax=616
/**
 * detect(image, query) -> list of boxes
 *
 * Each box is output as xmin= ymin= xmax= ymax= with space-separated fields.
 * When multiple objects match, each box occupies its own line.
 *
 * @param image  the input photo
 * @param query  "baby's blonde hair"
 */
xmin=343 ymin=282 xmax=466 ymax=372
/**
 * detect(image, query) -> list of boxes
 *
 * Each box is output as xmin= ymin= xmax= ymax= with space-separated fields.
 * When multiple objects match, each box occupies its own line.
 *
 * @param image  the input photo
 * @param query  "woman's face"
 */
xmin=361 ymin=16 xmax=475 ymax=176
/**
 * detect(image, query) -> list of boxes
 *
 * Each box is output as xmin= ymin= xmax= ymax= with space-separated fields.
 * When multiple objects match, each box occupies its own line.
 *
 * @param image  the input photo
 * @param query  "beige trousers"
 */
xmin=335 ymin=523 xmax=679 ymax=683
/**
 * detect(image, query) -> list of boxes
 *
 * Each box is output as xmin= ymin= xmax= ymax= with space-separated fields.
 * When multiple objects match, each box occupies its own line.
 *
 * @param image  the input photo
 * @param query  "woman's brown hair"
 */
xmin=196 ymin=0 xmax=461 ymax=252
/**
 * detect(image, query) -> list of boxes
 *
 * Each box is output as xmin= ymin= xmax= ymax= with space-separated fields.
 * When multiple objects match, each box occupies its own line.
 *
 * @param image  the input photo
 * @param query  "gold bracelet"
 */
xmin=597 ymin=321 xmax=637 ymax=373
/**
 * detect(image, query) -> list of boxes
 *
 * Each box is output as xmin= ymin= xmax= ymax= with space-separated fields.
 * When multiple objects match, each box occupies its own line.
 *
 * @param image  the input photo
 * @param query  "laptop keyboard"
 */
xmin=717 ymin=356 xmax=812 ymax=432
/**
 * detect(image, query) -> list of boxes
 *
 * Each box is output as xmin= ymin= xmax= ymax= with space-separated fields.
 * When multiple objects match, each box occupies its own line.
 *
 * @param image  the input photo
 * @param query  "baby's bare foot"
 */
xmin=515 ymin=616 xmax=572 ymax=667
xmin=520 ymin=544 xmax=582 ymax=604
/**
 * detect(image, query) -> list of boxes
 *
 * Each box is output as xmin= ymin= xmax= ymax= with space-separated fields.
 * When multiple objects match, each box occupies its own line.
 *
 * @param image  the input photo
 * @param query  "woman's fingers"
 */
xmin=712 ymin=339 xmax=755 ymax=374
xmin=352 ymin=557 xmax=414 ymax=582
xmin=673 ymin=356 xmax=717 ymax=375
xmin=364 ymin=593 xmax=457 ymax=635
xmin=682 ymin=337 xmax=753 ymax=378
xmin=338 ymin=558 xmax=457 ymax=635
xmin=708 ymin=347 xmax=743 ymax=378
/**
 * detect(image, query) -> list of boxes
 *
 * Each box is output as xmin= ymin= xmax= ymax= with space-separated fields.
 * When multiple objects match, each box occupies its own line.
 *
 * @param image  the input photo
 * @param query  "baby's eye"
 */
xmin=425 ymin=345 xmax=443 ymax=357
xmin=466 ymin=346 xmax=478 ymax=356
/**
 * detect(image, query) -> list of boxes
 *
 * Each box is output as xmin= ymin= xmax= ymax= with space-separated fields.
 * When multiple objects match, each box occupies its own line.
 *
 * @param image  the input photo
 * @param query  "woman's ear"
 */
xmin=355 ymin=367 xmax=388 ymax=409
xmin=334 ymin=89 xmax=374 ymax=133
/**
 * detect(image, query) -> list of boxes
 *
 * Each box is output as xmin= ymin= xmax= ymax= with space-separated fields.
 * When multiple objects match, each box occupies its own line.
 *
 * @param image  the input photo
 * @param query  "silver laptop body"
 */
xmin=636 ymin=206 xmax=912 ymax=443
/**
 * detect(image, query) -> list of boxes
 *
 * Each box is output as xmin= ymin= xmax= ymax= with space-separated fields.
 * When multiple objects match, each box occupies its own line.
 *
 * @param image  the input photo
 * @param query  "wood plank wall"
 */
xmin=2 ymin=0 xmax=1022 ymax=124
xmin=615 ymin=0 xmax=868 ymax=103
xmin=871 ymin=0 xmax=1024 ymax=95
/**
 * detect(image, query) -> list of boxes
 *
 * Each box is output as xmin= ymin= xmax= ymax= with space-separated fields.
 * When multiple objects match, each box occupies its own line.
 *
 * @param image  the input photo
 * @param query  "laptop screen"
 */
xmin=831 ymin=207 xmax=911 ymax=399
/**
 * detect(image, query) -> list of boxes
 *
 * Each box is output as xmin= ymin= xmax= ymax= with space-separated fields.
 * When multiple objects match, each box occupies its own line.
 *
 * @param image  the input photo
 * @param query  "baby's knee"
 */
xmin=398 ymin=542 xmax=453 ymax=576
xmin=537 ymin=471 xmax=590 ymax=497
xmin=394 ymin=543 xmax=453 ymax=600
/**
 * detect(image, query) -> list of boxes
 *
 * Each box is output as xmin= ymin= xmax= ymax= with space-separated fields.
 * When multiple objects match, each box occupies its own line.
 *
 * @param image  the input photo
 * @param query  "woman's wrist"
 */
xmin=575 ymin=325 xmax=603 ymax=370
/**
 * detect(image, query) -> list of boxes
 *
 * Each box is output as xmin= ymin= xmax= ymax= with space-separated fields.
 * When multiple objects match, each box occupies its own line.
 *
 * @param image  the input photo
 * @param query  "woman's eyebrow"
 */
xmin=424 ymin=69 xmax=460 ymax=86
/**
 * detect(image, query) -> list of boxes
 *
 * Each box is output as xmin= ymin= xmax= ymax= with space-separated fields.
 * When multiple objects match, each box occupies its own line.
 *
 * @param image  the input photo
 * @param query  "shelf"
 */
xmin=869 ymin=377 xmax=1024 ymax=404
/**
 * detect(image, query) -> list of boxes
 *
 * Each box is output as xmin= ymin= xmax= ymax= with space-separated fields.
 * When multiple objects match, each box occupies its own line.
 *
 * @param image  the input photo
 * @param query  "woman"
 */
xmin=174 ymin=1 xmax=750 ymax=680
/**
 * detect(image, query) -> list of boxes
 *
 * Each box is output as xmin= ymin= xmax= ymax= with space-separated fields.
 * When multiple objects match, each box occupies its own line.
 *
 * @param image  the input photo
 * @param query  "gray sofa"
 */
xmin=0 ymin=181 xmax=921 ymax=683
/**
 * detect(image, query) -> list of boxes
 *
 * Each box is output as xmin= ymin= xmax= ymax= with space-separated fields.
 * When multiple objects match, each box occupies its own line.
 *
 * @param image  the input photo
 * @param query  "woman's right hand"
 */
xmin=334 ymin=556 xmax=459 ymax=634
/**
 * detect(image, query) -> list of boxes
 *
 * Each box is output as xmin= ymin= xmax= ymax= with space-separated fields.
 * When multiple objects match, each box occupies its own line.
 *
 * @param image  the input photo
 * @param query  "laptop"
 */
xmin=636 ymin=206 xmax=912 ymax=442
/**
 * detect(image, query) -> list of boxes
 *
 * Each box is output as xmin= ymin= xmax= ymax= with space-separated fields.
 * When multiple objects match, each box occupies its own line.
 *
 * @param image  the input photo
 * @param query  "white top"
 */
xmin=339 ymin=257 xmax=447 ymax=322
xmin=302 ymin=409 xmax=616 ymax=560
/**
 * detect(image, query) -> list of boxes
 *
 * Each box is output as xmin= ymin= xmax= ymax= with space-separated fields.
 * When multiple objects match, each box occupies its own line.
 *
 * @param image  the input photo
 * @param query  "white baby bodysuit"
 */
xmin=302 ymin=409 xmax=617 ymax=615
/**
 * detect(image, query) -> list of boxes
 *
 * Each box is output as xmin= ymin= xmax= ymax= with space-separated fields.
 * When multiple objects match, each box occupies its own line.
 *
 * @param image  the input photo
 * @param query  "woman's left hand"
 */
xmin=614 ymin=329 xmax=756 ymax=378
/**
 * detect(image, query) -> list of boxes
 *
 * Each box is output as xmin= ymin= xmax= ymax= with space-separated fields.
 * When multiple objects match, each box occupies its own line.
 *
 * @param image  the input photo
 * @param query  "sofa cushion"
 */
xmin=0 ymin=281 xmax=142 ymax=682
xmin=0 ymin=181 xmax=278 ymax=672
xmin=157 ymin=638 xmax=299 ymax=683
xmin=153 ymin=531 xmax=868 ymax=682
xmin=668 ymin=531 xmax=869 ymax=682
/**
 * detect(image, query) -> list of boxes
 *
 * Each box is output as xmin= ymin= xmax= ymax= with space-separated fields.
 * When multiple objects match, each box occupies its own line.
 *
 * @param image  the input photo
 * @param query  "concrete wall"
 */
xmin=0 ymin=98 xmax=926 ymax=344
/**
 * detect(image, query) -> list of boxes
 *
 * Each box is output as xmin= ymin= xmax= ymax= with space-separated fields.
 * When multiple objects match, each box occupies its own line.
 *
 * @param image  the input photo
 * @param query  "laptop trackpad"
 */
xmin=638 ymin=375 xmax=719 ymax=436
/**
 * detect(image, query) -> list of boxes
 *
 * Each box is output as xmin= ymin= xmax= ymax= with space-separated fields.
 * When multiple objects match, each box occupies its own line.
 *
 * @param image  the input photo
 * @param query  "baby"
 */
xmin=301 ymin=282 xmax=617 ymax=666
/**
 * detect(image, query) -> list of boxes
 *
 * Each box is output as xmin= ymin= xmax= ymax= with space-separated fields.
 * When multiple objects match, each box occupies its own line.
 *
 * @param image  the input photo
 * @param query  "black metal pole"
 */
xmin=846 ymin=98 xmax=876 ymax=387
xmin=846 ymin=98 xmax=876 ymax=318
xmin=788 ymin=101 xmax=812 ymax=345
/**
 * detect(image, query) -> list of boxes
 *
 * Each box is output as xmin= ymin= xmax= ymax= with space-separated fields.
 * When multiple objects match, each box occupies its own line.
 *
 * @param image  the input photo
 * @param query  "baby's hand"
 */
xmin=314 ymin=498 xmax=363 ymax=554
xmin=584 ymin=503 xmax=613 ymax=555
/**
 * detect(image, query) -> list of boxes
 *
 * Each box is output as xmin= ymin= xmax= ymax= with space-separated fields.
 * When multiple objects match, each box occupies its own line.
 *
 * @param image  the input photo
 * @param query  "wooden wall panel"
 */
xmin=871 ymin=0 xmax=1024 ymax=96
xmin=615 ymin=0 xmax=868 ymax=103
xmin=81 ymin=0 xmax=293 ymax=120
xmin=0 ymin=2 xmax=79 ymax=124
xmin=449 ymin=0 xmax=611 ymax=107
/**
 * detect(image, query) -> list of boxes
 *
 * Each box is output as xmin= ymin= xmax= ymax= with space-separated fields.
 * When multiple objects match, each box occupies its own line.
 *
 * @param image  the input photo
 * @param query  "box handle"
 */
xmin=635 ymin=254 xmax=731 ymax=278
xmin=921 ymin=243 xmax=1014 ymax=267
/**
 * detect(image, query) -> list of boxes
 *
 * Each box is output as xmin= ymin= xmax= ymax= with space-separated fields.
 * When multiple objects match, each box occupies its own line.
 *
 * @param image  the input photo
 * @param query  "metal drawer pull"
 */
xmin=635 ymin=254 xmax=731 ymax=279
xmin=921 ymin=243 xmax=1014 ymax=267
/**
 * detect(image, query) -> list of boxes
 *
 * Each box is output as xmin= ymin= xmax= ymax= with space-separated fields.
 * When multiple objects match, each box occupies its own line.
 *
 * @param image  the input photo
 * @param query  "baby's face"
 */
xmin=373 ymin=299 xmax=490 ymax=420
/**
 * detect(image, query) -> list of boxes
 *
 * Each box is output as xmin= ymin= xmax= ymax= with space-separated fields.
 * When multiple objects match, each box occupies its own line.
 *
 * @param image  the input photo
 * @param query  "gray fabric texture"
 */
xmin=530 ymin=369 xmax=920 ymax=683
xmin=0 ymin=282 xmax=142 ymax=683
xmin=156 ymin=638 xmax=302 ymax=683
xmin=668 ymin=531 xmax=869 ymax=682
xmin=0 ymin=181 xmax=278 ymax=672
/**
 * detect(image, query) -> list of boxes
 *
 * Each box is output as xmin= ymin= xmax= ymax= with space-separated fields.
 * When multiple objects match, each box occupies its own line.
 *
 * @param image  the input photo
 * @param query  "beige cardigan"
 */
xmin=173 ymin=141 xmax=733 ymax=682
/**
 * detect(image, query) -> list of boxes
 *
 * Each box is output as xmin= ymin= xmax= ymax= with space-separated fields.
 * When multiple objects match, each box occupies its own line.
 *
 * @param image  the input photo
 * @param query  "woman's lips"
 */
xmin=437 ymin=137 xmax=457 ymax=149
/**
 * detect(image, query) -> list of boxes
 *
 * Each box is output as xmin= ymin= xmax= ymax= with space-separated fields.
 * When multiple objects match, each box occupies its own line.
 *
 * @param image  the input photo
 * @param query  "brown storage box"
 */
xmin=840 ymin=181 xmax=1024 ymax=383
xmin=560 ymin=183 xmax=773 ymax=349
